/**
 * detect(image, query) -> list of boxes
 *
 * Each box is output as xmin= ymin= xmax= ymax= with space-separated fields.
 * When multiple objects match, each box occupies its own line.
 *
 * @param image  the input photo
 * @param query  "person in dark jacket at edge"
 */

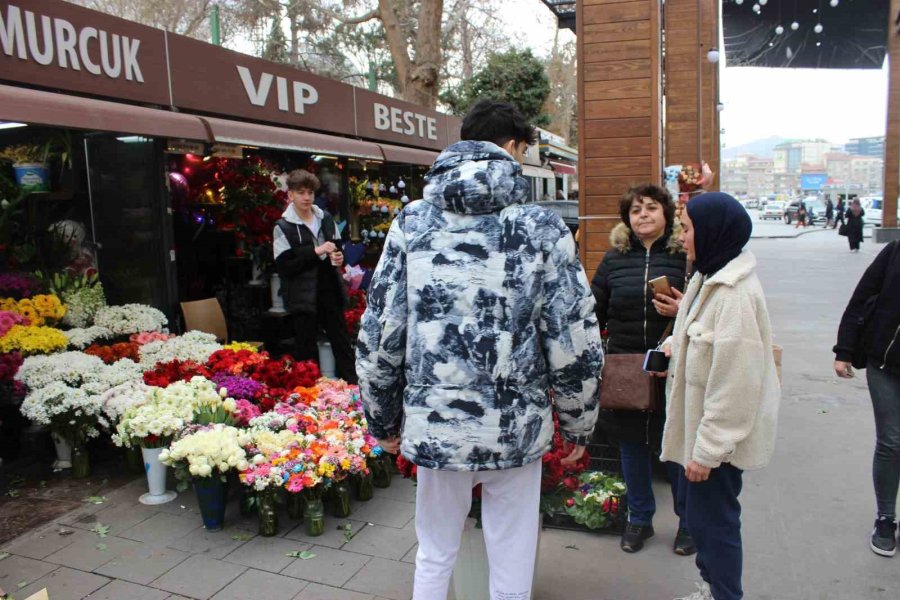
xmin=590 ymin=184 xmax=695 ymax=556
xmin=273 ymin=169 xmax=357 ymax=383
xmin=356 ymin=100 xmax=602 ymax=600
xmin=834 ymin=240 xmax=900 ymax=557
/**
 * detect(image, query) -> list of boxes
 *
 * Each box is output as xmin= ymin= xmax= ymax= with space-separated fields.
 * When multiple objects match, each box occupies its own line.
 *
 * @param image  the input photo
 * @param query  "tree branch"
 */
xmin=315 ymin=5 xmax=380 ymax=26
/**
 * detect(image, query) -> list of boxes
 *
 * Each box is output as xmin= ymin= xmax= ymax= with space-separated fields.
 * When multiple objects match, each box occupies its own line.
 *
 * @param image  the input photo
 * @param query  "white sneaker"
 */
xmin=674 ymin=582 xmax=713 ymax=600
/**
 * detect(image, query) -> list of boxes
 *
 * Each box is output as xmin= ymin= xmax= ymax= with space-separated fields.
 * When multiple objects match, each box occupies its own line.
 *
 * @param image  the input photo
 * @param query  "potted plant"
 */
xmin=0 ymin=144 xmax=50 ymax=192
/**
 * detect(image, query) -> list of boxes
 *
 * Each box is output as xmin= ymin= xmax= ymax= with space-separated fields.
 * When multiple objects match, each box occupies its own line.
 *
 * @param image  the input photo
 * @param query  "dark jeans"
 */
xmin=619 ymin=441 xmax=686 ymax=529
xmin=292 ymin=293 xmax=358 ymax=384
xmin=868 ymin=363 xmax=900 ymax=520
xmin=684 ymin=463 xmax=743 ymax=600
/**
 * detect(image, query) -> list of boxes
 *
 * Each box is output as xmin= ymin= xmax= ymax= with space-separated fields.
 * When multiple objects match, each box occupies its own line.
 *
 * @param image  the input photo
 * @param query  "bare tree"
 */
xmin=70 ymin=0 xmax=219 ymax=40
xmin=543 ymin=31 xmax=577 ymax=144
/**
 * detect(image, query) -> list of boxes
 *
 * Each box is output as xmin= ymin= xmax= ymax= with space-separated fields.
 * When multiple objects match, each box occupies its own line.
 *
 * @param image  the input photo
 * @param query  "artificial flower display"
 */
xmin=0 ymin=272 xmax=42 ymax=299
xmin=130 ymin=331 xmax=175 ymax=345
xmin=0 ymin=310 xmax=29 ymax=337
xmin=94 ymin=303 xmax=168 ymax=336
xmin=138 ymin=331 xmax=221 ymax=369
xmin=0 ymin=295 xmax=66 ymax=326
xmin=85 ymin=342 xmax=140 ymax=364
xmin=61 ymin=282 xmax=107 ymax=328
xmin=100 ymin=380 xmax=150 ymax=424
xmin=222 ymin=342 xmax=259 ymax=352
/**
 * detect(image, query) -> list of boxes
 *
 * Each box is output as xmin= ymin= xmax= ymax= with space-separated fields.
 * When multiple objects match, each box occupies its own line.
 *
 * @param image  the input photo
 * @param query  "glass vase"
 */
xmin=370 ymin=454 xmax=392 ymax=488
xmin=304 ymin=491 xmax=326 ymax=537
xmin=329 ymin=480 xmax=352 ymax=518
xmin=257 ymin=489 xmax=279 ymax=537
xmin=125 ymin=446 xmax=143 ymax=474
xmin=356 ymin=472 xmax=374 ymax=502
xmin=239 ymin=487 xmax=257 ymax=517
xmin=287 ymin=492 xmax=305 ymax=520
xmin=71 ymin=442 xmax=90 ymax=479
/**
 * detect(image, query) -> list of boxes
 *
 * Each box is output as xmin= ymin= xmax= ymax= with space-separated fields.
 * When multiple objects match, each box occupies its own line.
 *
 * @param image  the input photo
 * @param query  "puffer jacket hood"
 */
xmin=423 ymin=140 xmax=529 ymax=215
xmin=609 ymin=221 xmax=684 ymax=254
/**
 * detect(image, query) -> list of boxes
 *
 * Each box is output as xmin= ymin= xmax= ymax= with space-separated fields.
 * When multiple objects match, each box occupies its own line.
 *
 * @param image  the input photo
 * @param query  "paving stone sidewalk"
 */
xmin=0 ymin=475 xmax=418 ymax=600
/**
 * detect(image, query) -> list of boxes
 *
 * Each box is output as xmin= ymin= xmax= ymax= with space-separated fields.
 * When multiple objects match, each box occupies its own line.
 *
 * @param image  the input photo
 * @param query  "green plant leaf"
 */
xmin=231 ymin=533 xmax=252 ymax=541
xmin=90 ymin=523 xmax=110 ymax=538
xmin=0 ymin=552 xmax=9 ymax=560
xmin=17 ymin=581 xmax=27 ymax=589
xmin=342 ymin=523 xmax=353 ymax=543
xmin=96 ymin=543 xmax=108 ymax=551
xmin=84 ymin=495 xmax=106 ymax=505
xmin=285 ymin=550 xmax=316 ymax=560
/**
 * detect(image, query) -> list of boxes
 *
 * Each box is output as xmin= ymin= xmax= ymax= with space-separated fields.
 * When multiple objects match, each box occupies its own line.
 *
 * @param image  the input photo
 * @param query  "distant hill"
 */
xmin=722 ymin=136 xmax=787 ymax=160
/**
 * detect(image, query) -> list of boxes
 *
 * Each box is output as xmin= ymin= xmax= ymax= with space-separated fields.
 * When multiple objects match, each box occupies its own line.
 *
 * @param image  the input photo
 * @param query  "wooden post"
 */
xmin=883 ymin=0 xmax=900 ymax=229
xmin=663 ymin=0 xmax=720 ymax=185
xmin=577 ymin=0 xmax=663 ymax=275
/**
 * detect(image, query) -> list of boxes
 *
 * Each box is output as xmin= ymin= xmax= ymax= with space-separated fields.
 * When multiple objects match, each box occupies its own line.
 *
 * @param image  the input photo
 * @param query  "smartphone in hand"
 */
xmin=648 ymin=276 xmax=673 ymax=298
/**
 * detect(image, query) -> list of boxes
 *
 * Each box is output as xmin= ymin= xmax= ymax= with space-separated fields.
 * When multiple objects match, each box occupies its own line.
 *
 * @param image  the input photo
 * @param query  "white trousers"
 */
xmin=413 ymin=459 xmax=542 ymax=600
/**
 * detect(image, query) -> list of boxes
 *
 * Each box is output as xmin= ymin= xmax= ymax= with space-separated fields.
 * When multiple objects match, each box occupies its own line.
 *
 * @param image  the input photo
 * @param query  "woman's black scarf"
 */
xmin=686 ymin=192 xmax=752 ymax=276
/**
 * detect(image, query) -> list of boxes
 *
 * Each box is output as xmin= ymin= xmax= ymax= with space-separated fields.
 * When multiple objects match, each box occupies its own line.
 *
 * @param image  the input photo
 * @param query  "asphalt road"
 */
xmin=535 ymin=232 xmax=891 ymax=600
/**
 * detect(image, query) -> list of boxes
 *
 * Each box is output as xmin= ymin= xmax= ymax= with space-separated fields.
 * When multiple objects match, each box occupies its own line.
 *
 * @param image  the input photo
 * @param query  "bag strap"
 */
xmin=657 ymin=319 xmax=674 ymax=347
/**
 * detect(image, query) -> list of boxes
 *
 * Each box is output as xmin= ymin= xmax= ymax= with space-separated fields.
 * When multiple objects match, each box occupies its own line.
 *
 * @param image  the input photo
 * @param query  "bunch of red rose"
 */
xmin=396 ymin=454 xmax=417 ymax=480
xmin=84 ymin=342 xmax=140 ymax=365
xmin=344 ymin=290 xmax=367 ymax=337
xmin=202 ymin=349 xmax=321 ymax=411
xmin=143 ymin=359 xmax=212 ymax=387
xmin=0 ymin=351 xmax=23 ymax=382
xmin=541 ymin=413 xmax=592 ymax=492
xmin=206 ymin=348 xmax=268 ymax=377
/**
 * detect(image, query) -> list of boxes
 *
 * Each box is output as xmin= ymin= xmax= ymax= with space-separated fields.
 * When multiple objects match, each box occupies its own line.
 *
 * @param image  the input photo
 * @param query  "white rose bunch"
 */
xmin=159 ymin=424 xmax=250 ymax=478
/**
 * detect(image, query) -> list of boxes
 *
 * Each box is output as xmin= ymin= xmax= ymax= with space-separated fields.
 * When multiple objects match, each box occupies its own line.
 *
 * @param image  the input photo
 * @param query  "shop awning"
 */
xmin=522 ymin=165 xmax=555 ymax=179
xmin=0 ymin=84 xmax=212 ymax=141
xmin=202 ymin=117 xmax=383 ymax=160
xmin=549 ymin=160 xmax=577 ymax=176
xmin=378 ymin=143 xmax=438 ymax=166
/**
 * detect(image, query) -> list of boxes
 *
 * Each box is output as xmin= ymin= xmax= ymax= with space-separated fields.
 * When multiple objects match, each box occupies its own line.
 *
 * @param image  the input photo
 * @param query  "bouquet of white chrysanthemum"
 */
xmin=100 ymin=380 xmax=151 ymax=424
xmin=62 ymin=283 xmax=107 ymax=328
xmin=20 ymin=381 xmax=108 ymax=439
xmin=160 ymin=424 xmax=250 ymax=490
xmin=64 ymin=326 xmax=113 ymax=350
xmin=18 ymin=352 xmax=143 ymax=442
xmin=94 ymin=304 xmax=168 ymax=336
xmin=138 ymin=331 xmax=221 ymax=369
xmin=113 ymin=392 xmax=193 ymax=448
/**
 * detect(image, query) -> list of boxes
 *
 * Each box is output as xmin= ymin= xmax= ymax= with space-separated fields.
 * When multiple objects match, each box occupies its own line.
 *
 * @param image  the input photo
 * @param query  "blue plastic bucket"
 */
xmin=13 ymin=163 xmax=49 ymax=192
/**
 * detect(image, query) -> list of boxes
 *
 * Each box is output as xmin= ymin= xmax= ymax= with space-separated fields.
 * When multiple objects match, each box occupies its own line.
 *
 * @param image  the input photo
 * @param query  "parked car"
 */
xmin=760 ymin=200 xmax=786 ymax=220
xmin=860 ymin=197 xmax=900 ymax=226
xmin=784 ymin=198 xmax=826 ymax=225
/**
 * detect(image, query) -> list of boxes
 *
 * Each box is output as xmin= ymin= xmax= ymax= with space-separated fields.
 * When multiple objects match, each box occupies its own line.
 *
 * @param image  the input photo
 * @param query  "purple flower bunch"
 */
xmin=0 ymin=351 xmax=23 ymax=382
xmin=211 ymin=372 xmax=262 ymax=400
xmin=0 ymin=272 xmax=42 ymax=299
xmin=0 ymin=311 xmax=29 ymax=338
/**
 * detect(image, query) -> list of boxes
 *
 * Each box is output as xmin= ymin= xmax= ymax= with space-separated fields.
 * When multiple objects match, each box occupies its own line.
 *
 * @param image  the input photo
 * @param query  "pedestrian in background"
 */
xmin=825 ymin=199 xmax=835 ymax=228
xmin=356 ymin=100 xmax=602 ymax=600
xmin=796 ymin=201 xmax=808 ymax=229
xmin=833 ymin=198 xmax=846 ymax=230
xmin=661 ymin=192 xmax=781 ymax=600
xmin=845 ymin=199 xmax=866 ymax=252
xmin=591 ymin=184 xmax=695 ymax=556
xmin=834 ymin=240 xmax=900 ymax=557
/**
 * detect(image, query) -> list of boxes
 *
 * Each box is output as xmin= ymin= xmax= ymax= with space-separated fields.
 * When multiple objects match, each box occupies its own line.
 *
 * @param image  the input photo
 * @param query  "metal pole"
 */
xmin=211 ymin=5 xmax=221 ymax=46
xmin=83 ymin=138 xmax=100 ymax=271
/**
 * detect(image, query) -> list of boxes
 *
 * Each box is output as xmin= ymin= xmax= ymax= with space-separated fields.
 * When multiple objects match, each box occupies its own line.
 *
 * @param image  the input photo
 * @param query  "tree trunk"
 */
xmin=378 ymin=0 xmax=412 ymax=98
xmin=409 ymin=0 xmax=444 ymax=108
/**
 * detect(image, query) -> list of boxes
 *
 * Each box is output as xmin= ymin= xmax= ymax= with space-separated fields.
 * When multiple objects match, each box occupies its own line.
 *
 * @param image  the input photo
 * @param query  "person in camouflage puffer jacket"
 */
xmin=356 ymin=100 xmax=602 ymax=600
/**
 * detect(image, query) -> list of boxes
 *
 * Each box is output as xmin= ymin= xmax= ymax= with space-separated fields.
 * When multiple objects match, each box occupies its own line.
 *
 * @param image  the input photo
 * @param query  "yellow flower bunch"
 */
xmin=0 ymin=325 xmax=68 ymax=355
xmin=223 ymin=342 xmax=259 ymax=353
xmin=0 ymin=295 xmax=67 ymax=326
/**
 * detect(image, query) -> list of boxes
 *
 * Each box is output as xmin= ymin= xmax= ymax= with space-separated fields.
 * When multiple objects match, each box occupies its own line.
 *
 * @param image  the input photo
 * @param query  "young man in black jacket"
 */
xmin=834 ymin=240 xmax=900 ymax=557
xmin=273 ymin=169 xmax=357 ymax=383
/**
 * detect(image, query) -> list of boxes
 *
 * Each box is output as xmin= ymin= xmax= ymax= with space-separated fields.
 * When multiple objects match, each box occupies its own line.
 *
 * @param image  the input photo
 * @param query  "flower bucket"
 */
xmin=270 ymin=274 xmax=287 ymax=313
xmin=13 ymin=163 xmax=49 ymax=192
xmin=370 ymin=454 xmax=392 ymax=488
xmin=194 ymin=477 xmax=229 ymax=531
xmin=287 ymin=492 xmax=305 ymax=520
xmin=250 ymin=259 xmax=264 ymax=285
xmin=239 ymin=487 xmax=257 ymax=517
xmin=328 ymin=480 xmax=352 ymax=518
xmin=51 ymin=433 xmax=72 ymax=470
xmin=317 ymin=341 xmax=336 ymax=378
xmin=139 ymin=447 xmax=177 ymax=505
xmin=304 ymin=495 xmax=326 ymax=537
xmin=355 ymin=472 xmax=374 ymax=502
xmin=257 ymin=489 xmax=279 ymax=537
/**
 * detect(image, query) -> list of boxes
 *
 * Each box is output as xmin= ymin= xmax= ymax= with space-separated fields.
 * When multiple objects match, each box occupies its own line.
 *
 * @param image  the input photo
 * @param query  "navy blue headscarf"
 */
xmin=685 ymin=192 xmax=752 ymax=276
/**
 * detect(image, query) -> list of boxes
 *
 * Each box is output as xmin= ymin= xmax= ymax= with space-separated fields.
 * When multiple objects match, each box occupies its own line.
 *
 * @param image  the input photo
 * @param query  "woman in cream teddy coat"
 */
xmin=661 ymin=192 xmax=780 ymax=600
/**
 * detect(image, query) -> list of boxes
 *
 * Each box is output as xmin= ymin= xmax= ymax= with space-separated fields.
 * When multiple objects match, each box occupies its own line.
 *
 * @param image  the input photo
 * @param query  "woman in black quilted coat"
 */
xmin=591 ymin=184 xmax=693 ymax=555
